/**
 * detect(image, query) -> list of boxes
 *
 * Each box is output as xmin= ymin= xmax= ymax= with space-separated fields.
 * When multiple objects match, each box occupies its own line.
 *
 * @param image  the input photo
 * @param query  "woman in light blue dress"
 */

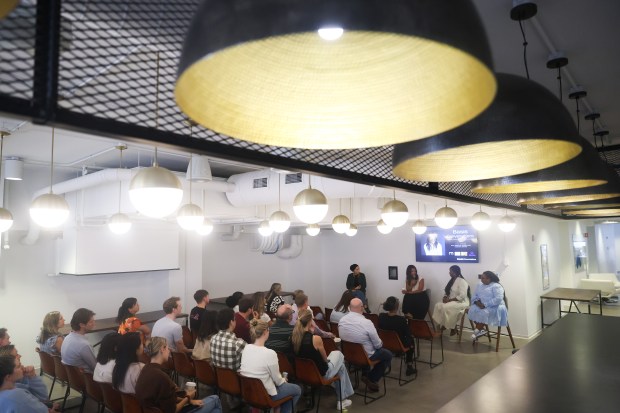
xmin=468 ymin=271 xmax=507 ymax=340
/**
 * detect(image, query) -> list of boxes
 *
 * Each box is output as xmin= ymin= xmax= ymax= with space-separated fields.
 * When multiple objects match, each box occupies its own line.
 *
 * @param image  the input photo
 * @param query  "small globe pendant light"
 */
xmin=332 ymin=199 xmax=350 ymax=234
xmin=108 ymin=145 xmax=132 ymax=234
xmin=377 ymin=219 xmax=392 ymax=235
xmin=411 ymin=201 xmax=427 ymax=235
xmin=306 ymin=224 xmax=320 ymax=236
xmin=269 ymin=175 xmax=290 ymax=233
xmin=434 ymin=200 xmax=458 ymax=229
xmin=498 ymin=211 xmax=516 ymax=232
xmin=293 ymin=176 xmax=328 ymax=224
xmin=470 ymin=206 xmax=491 ymax=231
xmin=381 ymin=191 xmax=409 ymax=228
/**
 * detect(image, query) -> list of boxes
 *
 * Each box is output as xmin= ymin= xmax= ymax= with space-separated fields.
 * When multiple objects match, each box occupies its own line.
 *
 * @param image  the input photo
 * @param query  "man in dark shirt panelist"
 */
xmin=265 ymin=304 xmax=294 ymax=355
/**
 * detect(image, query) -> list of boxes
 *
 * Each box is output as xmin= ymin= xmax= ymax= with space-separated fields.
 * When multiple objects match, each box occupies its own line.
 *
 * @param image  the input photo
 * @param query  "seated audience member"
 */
xmin=192 ymin=311 xmax=218 ymax=361
xmin=152 ymin=297 xmax=192 ymax=353
xmin=433 ymin=265 xmax=470 ymax=336
xmin=266 ymin=283 xmax=285 ymax=314
xmin=135 ymin=337 xmax=222 ymax=413
xmin=225 ymin=291 xmax=244 ymax=313
xmin=210 ymin=309 xmax=246 ymax=371
xmin=330 ymin=290 xmax=355 ymax=324
xmin=93 ymin=333 xmax=121 ymax=383
xmin=234 ymin=298 xmax=253 ymax=343
xmin=346 ymin=264 xmax=371 ymax=313
xmin=265 ymin=304 xmax=294 ymax=355
xmin=240 ymin=319 xmax=301 ymax=413
xmin=61 ymin=308 xmax=97 ymax=373
xmin=289 ymin=290 xmax=304 ymax=323
xmin=293 ymin=309 xmax=354 ymax=410
xmin=251 ymin=292 xmax=271 ymax=323
xmin=402 ymin=264 xmax=430 ymax=320
xmin=112 ymin=332 xmax=144 ymax=394
xmin=36 ymin=311 xmax=65 ymax=355
xmin=0 ymin=355 xmax=58 ymax=412
xmin=0 ymin=329 xmax=10 ymax=346
xmin=338 ymin=298 xmax=392 ymax=392
xmin=116 ymin=297 xmax=151 ymax=339
xmin=190 ymin=289 xmax=210 ymax=334
xmin=468 ymin=271 xmax=508 ymax=340
xmin=291 ymin=294 xmax=334 ymax=339
xmin=0 ymin=345 xmax=50 ymax=404
xmin=378 ymin=297 xmax=417 ymax=376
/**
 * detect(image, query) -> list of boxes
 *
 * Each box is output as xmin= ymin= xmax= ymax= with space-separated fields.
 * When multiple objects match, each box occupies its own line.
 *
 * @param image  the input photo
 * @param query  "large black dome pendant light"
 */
xmin=392 ymin=73 xmax=583 ymax=182
xmin=470 ymin=136 xmax=608 ymax=194
xmin=176 ymin=0 xmax=496 ymax=149
xmin=546 ymin=198 xmax=620 ymax=211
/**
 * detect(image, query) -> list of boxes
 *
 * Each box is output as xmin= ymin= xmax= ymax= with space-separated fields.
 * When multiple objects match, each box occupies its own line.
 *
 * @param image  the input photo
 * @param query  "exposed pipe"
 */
xmin=277 ymin=235 xmax=303 ymax=259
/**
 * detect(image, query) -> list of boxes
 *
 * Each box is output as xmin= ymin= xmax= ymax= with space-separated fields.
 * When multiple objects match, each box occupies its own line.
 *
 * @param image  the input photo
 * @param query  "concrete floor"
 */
xmin=47 ymin=303 xmax=620 ymax=412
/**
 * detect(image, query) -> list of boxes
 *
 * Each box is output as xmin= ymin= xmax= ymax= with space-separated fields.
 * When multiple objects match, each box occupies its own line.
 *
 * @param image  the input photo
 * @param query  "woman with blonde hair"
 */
xmin=135 ymin=337 xmax=222 ymax=413
xmin=36 ymin=311 xmax=65 ymax=355
xmin=292 ymin=309 xmax=354 ymax=410
xmin=240 ymin=319 xmax=301 ymax=413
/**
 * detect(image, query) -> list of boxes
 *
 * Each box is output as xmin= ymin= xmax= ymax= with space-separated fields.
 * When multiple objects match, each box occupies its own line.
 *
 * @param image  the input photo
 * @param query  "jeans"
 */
xmin=183 ymin=395 xmax=223 ymax=413
xmin=272 ymin=382 xmax=302 ymax=413
xmin=351 ymin=290 xmax=368 ymax=306
xmin=324 ymin=351 xmax=354 ymax=401
xmin=367 ymin=348 xmax=393 ymax=383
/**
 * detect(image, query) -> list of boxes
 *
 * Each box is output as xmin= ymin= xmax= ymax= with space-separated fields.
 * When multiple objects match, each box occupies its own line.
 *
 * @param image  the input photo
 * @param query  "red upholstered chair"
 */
xmin=214 ymin=366 xmax=241 ymax=400
xmin=82 ymin=371 xmax=105 ymax=413
xmin=324 ymin=308 xmax=333 ymax=322
xmin=99 ymin=382 xmax=123 ymax=413
xmin=378 ymin=329 xmax=416 ymax=385
xmin=321 ymin=337 xmax=337 ymax=356
xmin=294 ymin=357 xmax=340 ymax=412
xmin=36 ymin=348 xmax=57 ymax=399
xmin=120 ymin=392 xmax=142 ymax=413
xmin=63 ymin=364 xmax=88 ymax=413
xmin=408 ymin=319 xmax=443 ymax=368
xmin=276 ymin=351 xmax=296 ymax=382
xmin=171 ymin=351 xmax=197 ymax=388
xmin=194 ymin=359 xmax=218 ymax=392
xmin=52 ymin=356 xmax=71 ymax=410
xmin=363 ymin=313 xmax=379 ymax=328
xmin=239 ymin=375 xmax=293 ymax=413
xmin=340 ymin=340 xmax=385 ymax=404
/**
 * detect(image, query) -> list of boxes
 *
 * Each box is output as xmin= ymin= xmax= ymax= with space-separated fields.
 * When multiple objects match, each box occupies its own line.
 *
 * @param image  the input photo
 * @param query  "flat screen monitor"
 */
xmin=415 ymin=225 xmax=479 ymax=263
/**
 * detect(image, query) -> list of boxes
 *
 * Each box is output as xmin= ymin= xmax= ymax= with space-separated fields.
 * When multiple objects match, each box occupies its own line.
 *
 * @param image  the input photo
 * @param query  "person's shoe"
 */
xmin=336 ymin=399 xmax=353 ymax=410
xmin=365 ymin=306 xmax=372 ymax=314
xmin=471 ymin=329 xmax=486 ymax=341
xmin=361 ymin=376 xmax=379 ymax=392
xmin=449 ymin=328 xmax=457 ymax=336
xmin=406 ymin=365 xmax=417 ymax=376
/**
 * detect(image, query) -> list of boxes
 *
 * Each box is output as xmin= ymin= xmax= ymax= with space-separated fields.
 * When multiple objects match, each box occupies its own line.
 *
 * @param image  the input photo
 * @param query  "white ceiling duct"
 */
xmin=277 ymin=234 xmax=303 ymax=259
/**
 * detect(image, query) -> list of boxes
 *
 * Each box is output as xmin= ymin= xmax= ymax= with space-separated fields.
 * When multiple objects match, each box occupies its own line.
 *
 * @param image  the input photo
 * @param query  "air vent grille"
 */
xmin=285 ymin=173 xmax=302 ymax=184
xmin=253 ymin=177 xmax=268 ymax=189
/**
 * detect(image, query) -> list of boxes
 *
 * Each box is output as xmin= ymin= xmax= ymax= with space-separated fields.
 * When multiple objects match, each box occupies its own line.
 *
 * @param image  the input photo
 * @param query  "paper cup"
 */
xmin=334 ymin=337 xmax=341 ymax=343
xmin=185 ymin=381 xmax=196 ymax=391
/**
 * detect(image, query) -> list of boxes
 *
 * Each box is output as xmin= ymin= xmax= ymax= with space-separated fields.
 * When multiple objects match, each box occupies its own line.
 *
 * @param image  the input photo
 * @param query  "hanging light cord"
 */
xmin=0 ymin=133 xmax=5 ymax=209
xmin=575 ymin=98 xmax=581 ymax=133
xmin=556 ymin=67 xmax=563 ymax=102
xmin=188 ymin=123 xmax=193 ymax=202
xmin=117 ymin=147 xmax=124 ymax=213
xmin=50 ymin=128 xmax=56 ymax=194
xmin=518 ymin=19 xmax=530 ymax=80
xmin=278 ymin=175 xmax=281 ymax=209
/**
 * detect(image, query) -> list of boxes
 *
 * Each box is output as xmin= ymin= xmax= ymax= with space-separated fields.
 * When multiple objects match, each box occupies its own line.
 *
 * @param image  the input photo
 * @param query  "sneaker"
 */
xmin=406 ymin=365 xmax=417 ymax=376
xmin=336 ymin=399 xmax=353 ymax=410
xmin=471 ymin=329 xmax=486 ymax=340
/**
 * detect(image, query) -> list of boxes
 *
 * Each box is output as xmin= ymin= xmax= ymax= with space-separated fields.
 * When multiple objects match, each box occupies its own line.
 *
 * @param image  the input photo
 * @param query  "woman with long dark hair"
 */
xmin=432 ymin=265 xmax=470 ymax=335
xmin=112 ymin=332 xmax=144 ymax=393
xmin=468 ymin=271 xmax=508 ymax=340
xmin=93 ymin=333 xmax=121 ymax=383
xmin=330 ymin=290 xmax=355 ymax=323
xmin=401 ymin=265 xmax=430 ymax=319
xmin=192 ymin=311 xmax=218 ymax=361
xmin=116 ymin=297 xmax=151 ymax=339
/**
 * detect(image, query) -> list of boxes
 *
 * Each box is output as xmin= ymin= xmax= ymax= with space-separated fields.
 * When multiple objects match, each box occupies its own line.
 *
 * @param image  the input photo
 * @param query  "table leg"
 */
xmin=541 ymin=298 xmax=544 ymax=328
xmin=599 ymin=291 xmax=603 ymax=315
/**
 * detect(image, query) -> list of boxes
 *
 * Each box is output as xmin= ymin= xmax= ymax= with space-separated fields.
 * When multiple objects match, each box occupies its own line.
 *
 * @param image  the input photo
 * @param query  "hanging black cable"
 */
xmin=510 ymin=1 xmax=537 ymax=80
xmin=546 ymin=51 xmax=568 ymax=102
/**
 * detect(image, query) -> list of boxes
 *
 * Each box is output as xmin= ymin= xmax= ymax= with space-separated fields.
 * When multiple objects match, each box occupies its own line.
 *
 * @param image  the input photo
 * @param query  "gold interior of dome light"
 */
xmin=176 ymin=31 xmax=496 ymax=149
xmin=472 ymin=178 xmax=606 ymax=193
xmin=0 ymin=0 xmax=19 ymax=19
xmin=393 ymin=140 xmax=582 ymax=182
xmin=518 ymin=193 xmax=620 ymax=205
xmin=563 ymin=209 xmax=620 ymax=216
xmin=547 ymin=202 xmax=620 ymax=210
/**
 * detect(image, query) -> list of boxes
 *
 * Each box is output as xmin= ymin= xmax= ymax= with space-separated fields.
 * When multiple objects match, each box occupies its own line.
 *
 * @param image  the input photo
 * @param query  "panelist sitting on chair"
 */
xmin=432 ymin=266 xmax=470 ymax=336
xmin=468 ymin=271 xmax=508 ymax=341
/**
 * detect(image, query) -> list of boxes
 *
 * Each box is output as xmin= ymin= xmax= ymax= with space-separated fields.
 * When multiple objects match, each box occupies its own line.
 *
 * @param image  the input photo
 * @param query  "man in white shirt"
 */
xmin=151 ymin=297 xmax=192 ymax=354
xmin=338 ymin=298 xmax=392 ymax=392
xmin=61 ymin=308 xmax=97 ymax=373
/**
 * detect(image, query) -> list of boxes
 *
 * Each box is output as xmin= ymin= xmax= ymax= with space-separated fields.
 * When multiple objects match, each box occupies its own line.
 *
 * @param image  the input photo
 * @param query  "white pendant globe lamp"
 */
xmin=269 ymin=175 xmax=290 ymax=233
xmin=306 ymin=223 xmax=320 ymax=236
xmin=377 ymin=219 xmax=392 ymax=235
xmin=0 ymin=132 xmax=14 ymax=233
xmin=108 ymin=145 xmax=132 ymax=234
xmin=381 ymin=191 xmax=409 ymax=228
xmin=332 ymin=198 xmax=350 ymax=234
xmin=258 ymin=205 xmax=273 ymax=237
xmin=195 ymin=189 xmax=214 ymax=236
xmin=176 ymin=128 xmax=204 ymax=230
xmin=498 ymin=211 xmax=516 ymax=232
xmin=29 ymin=128 xmax=70 ymax=228
xmin=435 ymin=200 xmax=458 ymax=229
xmin=346 ymin=223 xmax=358 ymax=237
xmin=293 ymin=176 xmax=328 ymax=224
xmin=411 ymin=201 xmax=427 ymax=235
xmin=471 ymin=206 xmax=491 ymax=231
xmin=129 ymin=53 xmax=183 ymax=218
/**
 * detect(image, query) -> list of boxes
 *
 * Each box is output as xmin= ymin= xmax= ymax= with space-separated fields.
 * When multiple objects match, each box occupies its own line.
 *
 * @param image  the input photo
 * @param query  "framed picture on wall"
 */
xmin=540 ymin=244 xmax=550 ymax=290
xmin=388 ymin=266 xmax=398 ymax=280
xmin=572 ymin=234 xmax=588 ymax=274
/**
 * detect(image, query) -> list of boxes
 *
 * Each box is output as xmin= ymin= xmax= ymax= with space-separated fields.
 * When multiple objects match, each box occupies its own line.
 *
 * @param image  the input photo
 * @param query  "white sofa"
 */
xmin=580 ymin=278 xmax=618 ymax=298
xmin=589 ymin=273 xmax=620 ymax=293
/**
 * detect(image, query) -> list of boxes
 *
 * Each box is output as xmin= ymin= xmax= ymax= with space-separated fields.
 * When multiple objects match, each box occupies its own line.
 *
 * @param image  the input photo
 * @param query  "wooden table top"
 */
xmin=540 ymin=287 xmax=601 ymax=301
xmin=60 ymin=310 xmax=188 ymax=335
xmin=436 ymin=314 xmax=620 ymax=413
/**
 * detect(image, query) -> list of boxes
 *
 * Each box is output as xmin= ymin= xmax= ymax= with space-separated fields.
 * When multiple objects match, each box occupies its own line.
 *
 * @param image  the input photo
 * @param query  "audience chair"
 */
xmin=82 ymin=372 xmax=105 ymax=413
xmin=377 ymin=329 xmax=416 ymax=385
xmin=52 ymin=356 xmax=72 ymax=411
xmin=340 ymin=340 xmax=386 ymax=404
xmin=294 ymin=357 xmax=341 ymax=413
xmin=194 ymin=359 xmax=218 ymax=393
xmin=239 ymin=375 xmax=293 ymax=413
xmin=214 ymin=366 xmax=242 ymax=401
xmin=310 ymin=306 xmax=325 ymax=319
xmin=474 ymin=322 xmax=516 ymax=352
xmin=120 ymin=391 xmax=142 ymax=413
xmin=36 ymin=348 xmax=57 ymax=399
xmin=171 ymin=351 xmax=197 ymax=389
xmin=363 ymin=313 xmax=379 ymax=328
xmin=408 ymin=319 xmax=443 ymax=368
xmin=182 ymin=326 xmax=195 ymax=349
xmin=98 ymin=382 xmax=123 ymax=413
xmin=329 ymin=322 xmax=340 ymax=338
xmin=314 ymin=319 xmax=329 ymax=333
xmin=276 ymin=351 xmax=296 ymax=382
xmin=63 ymin=364 xmax=88 ymax=413
xmin=321 ymin=337 xmax=337 ymax=356
xmin=324 ymin=308 xmax=333 ymax=322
